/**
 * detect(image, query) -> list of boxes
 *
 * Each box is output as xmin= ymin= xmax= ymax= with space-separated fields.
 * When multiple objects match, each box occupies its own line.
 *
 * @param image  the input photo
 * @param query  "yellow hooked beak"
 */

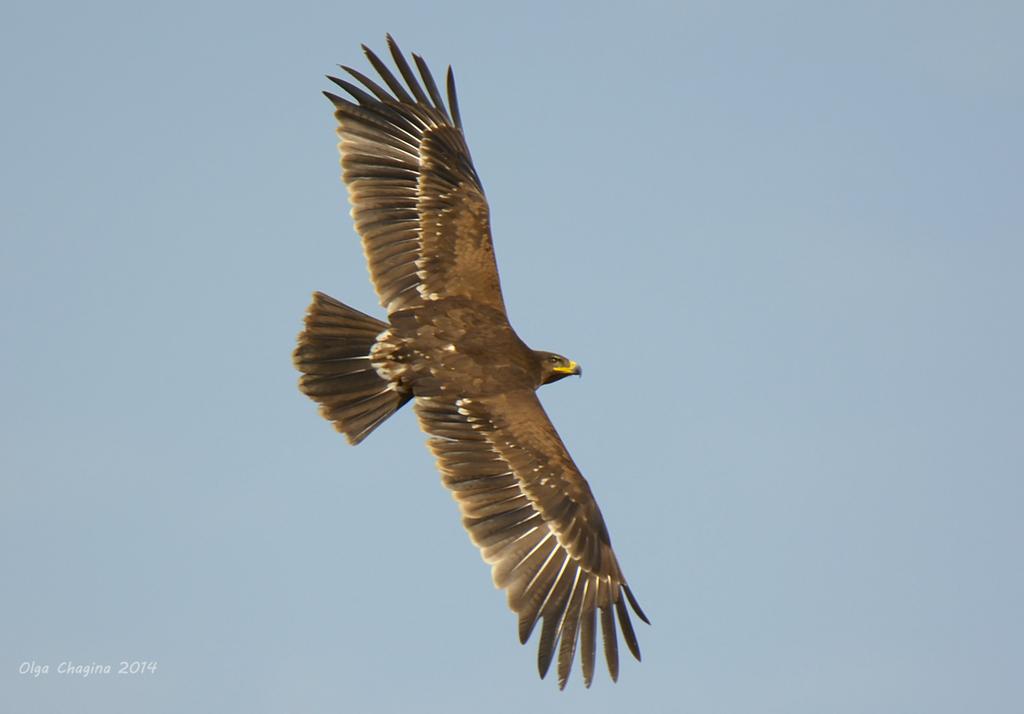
xmin=552 ymin=360 xmax=582 ymax=377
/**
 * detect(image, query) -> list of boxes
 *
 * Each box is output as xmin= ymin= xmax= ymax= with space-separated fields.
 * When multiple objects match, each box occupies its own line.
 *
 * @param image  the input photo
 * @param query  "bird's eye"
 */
xmin=548 ymin=356 xmax=559 ymax=363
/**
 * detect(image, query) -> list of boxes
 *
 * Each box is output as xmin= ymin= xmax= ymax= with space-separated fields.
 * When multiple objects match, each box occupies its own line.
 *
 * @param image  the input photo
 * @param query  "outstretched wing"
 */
xmin=325 ymin=36 xmax=506 ymax=316
xmin=415 ymin=391 xmax=648 ymax=689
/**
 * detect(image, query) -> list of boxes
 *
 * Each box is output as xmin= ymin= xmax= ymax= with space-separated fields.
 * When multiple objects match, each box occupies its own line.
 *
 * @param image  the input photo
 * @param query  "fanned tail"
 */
xmin=293 ymin=292 xmax=411 ymax=444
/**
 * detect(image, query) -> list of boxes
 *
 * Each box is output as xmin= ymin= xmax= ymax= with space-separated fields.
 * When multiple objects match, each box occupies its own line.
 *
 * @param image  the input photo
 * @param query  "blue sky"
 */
xmin=2 ymin=1 xmax=1022 ymax=712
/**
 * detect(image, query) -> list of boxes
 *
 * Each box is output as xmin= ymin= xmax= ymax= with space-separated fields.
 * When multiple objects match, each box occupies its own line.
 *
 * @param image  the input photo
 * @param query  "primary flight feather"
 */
xmin=293 ymin=35 xmax=648 ymax=689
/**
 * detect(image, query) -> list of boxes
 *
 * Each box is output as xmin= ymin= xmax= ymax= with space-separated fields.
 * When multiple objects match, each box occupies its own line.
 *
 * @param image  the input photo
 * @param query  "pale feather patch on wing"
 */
xmin=325 ymin=36 xmax=505 ymax=316
xmin=413 ymin=395 xmax=646 ymax=689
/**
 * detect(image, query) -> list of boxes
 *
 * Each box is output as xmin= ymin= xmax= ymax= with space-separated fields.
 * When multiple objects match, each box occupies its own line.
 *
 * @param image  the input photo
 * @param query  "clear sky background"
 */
xmin=2 ymin=1 xmax=1022 ymax=712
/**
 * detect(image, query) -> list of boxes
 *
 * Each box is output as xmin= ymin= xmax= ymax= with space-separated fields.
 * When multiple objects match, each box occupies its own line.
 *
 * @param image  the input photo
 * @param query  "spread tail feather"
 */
xmin=293 ymin=292 xmax=410 ymax=444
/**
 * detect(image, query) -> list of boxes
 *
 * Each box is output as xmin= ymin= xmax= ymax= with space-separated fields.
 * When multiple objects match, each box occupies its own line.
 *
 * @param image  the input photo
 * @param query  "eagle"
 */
xmin=293 ymin=36 xmax=648 ymax=689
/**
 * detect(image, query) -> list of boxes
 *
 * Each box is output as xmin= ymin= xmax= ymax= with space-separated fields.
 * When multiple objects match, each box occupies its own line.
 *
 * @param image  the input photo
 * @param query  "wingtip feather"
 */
xmin=624 ymin=584 xmax=650 ymax=625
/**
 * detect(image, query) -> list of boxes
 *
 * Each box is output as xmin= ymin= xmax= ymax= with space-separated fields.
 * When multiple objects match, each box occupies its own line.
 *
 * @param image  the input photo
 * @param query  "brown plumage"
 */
xmin=293 ymin=35 xmax=648 ymax=688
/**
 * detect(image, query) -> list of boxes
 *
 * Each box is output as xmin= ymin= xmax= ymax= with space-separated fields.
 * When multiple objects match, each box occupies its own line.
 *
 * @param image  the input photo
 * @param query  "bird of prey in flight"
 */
xmin=293 ymin=35 xmax=648 ymax=688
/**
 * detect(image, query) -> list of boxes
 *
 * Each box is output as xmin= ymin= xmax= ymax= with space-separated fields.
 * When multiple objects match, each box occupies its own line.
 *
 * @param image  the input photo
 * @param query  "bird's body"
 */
xmin=374 ymin=297 xmax=543 ymax=396
xmin=294 ymin=36 xmax=647 ymax=689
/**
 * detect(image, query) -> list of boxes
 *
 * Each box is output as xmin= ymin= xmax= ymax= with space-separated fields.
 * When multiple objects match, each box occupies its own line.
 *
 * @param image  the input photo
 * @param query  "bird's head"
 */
xmin=535 ymin=351 xmax=582 ymax=385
